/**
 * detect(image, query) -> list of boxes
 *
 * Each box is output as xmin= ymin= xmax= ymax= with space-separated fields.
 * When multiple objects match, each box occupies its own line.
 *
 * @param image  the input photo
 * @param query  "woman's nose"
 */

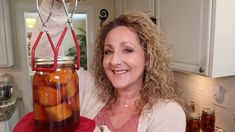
xmin=110 ymin=52 xmax=122 ymax=66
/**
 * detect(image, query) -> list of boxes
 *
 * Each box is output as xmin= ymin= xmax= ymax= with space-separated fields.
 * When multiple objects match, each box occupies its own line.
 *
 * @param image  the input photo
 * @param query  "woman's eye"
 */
xmin=104 ymin=50 xmax=112 ymax=55
xmin=123 ymin=48 xmax=133 ymax=53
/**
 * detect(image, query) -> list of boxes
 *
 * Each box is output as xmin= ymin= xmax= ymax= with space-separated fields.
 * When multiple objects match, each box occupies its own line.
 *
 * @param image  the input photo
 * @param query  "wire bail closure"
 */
xmin=31 ymin=0 xmax=58 ymax=72
xmin=60 ymin=0 xmax=80 ymax=70
xmin=31 ymin=0 xmax=80 ymax=71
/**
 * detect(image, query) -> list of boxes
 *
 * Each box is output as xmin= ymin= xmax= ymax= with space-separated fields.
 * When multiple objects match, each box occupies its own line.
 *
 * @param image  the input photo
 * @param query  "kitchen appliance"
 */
xmin=0 ymin=73 xmax=19 ymax=132
xmin=0 ymin=74 xmax=16 ymax=108
xmin=0 ymin=74 xmax=14 ymax=87
xmin=0 ymin=96 xmax=20 ymax=132
xmin=0 ymin=86 xmax=13 ymax=101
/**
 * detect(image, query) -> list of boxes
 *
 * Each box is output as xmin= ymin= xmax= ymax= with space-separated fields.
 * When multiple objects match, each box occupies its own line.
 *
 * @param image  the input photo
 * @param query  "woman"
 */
xmin=91 ymin=12 xmax=186 ymax=131
xmin=30 ymin=0 xmax=186 ymax=131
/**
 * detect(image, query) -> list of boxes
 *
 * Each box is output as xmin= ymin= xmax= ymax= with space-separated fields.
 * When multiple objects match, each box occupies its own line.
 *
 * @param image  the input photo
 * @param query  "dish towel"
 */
xmin=13 ymin=112 xmax=96 ymax=132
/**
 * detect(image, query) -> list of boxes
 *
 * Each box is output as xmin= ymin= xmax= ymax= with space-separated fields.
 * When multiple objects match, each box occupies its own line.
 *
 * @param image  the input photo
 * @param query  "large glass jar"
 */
xmin=32 ymin=57 xmax=80 ymax=132
xmin=186 ymin=112 xmax=201 ymax=132
xmin=201 ymin=108 xmax=215 ymax=132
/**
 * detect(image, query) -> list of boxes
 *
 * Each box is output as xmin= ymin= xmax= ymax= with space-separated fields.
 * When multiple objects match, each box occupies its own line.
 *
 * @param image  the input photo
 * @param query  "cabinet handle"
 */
xmin=199 ymin=67 xmax=205 ymax=73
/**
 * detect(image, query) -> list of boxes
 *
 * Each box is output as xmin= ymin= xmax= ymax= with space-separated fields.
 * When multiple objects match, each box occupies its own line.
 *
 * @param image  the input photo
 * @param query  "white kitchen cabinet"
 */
xmin=158 ymin=0 xmax=235 ymax=78
xmin=115 ymin=0 xmax=155 ymax=17
xmin=0 ymin=0 xmax=14 ymax=67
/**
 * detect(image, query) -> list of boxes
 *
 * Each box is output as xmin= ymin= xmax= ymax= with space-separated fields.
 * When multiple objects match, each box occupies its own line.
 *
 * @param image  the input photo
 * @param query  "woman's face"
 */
xmin=103 ymin=26 xmax=146 ymax=91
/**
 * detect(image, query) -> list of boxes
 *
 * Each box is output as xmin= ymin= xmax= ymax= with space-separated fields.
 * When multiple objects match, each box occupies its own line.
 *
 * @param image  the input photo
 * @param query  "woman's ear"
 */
xmin=145 ymin=57 xmax=149 ymax=68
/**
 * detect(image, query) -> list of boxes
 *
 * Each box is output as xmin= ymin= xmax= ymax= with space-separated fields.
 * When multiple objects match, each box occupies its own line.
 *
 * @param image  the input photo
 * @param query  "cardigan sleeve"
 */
xmin=78 ymin=68 xmax=106 ymax=119
xmin=144 ymin=100 xmax=186 ymax=132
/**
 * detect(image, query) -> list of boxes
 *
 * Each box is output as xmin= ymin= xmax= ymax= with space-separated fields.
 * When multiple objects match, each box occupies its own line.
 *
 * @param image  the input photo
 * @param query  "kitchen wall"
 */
xmin=0 ymin=0 xmax=115 ymax=114
xmin=174 ymin=71 xmax=235 ymax=132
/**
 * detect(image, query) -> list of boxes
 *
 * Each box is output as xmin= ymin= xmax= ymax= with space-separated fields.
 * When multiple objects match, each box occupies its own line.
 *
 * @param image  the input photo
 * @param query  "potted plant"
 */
xmin=66 ymin=27 xmax=87 ymax=70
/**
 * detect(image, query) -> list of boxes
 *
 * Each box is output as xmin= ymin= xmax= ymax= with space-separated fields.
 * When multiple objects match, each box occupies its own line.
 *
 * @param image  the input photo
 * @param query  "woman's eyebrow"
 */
xmin=120 ymin=41 xmax=137 ymax=48
xmin=104 ymin=44 xmax=113 ymax=48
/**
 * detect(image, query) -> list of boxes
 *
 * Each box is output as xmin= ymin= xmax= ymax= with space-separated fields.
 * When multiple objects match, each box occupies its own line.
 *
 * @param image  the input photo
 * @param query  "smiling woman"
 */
xmin=92 ymin=11 xmax=186 ymax=131
xmin=14 ymin=0 xmax=185 ymax=131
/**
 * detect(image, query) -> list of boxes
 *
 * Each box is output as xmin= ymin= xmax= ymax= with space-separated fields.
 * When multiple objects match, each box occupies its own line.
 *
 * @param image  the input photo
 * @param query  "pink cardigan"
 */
xmin=78 ymin=69 xmax=186 ymax=132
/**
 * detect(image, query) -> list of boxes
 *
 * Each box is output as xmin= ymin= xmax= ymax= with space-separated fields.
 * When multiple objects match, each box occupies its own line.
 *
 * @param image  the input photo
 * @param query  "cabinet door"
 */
xmin=209 ymin=0 xmax=235 ymax=77
xmin=158 ymin=0 xmax=212 ymax=75
xmin=115 ymin=0 xmax=155 ymax=17
xmin=0 ymin=0 xmax=14 ymax=67
xmin=136 ymin=0 xmax=155 ymax=17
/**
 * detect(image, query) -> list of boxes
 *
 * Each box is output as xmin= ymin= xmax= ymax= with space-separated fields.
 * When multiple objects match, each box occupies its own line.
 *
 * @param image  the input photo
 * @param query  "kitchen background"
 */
xmin=0 ymin=0 xmax=235 ymax=131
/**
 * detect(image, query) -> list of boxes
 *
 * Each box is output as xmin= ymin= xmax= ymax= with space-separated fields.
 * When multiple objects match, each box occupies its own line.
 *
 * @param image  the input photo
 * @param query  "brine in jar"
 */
xmin=32 ymin=57 xmax=80 ymax=132
xmin=186 ymin=112 xmax=201 ymax=132
xmin=201 ymin=108 xmax=215 ymax=132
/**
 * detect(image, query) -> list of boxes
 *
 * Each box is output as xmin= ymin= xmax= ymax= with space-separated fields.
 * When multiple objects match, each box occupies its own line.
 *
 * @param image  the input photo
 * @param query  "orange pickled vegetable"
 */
xmin=68 ymin=95 xmax=80 ymax=112
xmin=33 ymin=74 xmax=46 ymax=88
xmin=48 ymin=69 xmax=73 ymax=84
xmin=38 ymin=86 xmax=62 ymax=106
xmin=34 ymin=103 xmax=48 ymax=121
xmin=73 ymin=71 xmax=79 ymax=84
xmin=45 ymin=102 xmax=72 ymax=122
xmin=63 ymin=80 xmax=78 ymax=98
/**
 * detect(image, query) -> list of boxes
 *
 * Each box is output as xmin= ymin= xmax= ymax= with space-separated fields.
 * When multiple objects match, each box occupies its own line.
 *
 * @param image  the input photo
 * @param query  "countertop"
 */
xmin=0 ymin=98 xmax=18 ymax=121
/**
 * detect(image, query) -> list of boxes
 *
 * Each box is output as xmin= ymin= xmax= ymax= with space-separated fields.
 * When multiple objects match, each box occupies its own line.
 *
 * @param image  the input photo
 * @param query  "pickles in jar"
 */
xmin=32 ymin=57 xmax=80 ymax=131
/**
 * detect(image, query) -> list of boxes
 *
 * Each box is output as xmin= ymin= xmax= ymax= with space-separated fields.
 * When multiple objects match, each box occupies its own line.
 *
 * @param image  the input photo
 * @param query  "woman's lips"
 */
xmin=112 ymin=69 xmax=128 ymax=74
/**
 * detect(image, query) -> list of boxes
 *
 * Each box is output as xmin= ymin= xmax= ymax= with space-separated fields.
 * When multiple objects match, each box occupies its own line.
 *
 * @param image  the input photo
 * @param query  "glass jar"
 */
xmin=201 ymin=108 xmax=215 ymax=132
xmin=186 ymin=112 xmax=201 ymax=132
xmin=32 ymin=57 xmax=80 ymax=132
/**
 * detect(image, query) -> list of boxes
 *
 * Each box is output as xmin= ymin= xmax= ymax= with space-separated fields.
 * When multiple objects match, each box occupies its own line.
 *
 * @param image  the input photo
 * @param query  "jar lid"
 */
xmin=202 ymin=108 xmax=215 ymax=115
xmin=189 ymin=112 xmax=200 ymax=119
xmin=35 ymin=56 xmax=76 ymax=65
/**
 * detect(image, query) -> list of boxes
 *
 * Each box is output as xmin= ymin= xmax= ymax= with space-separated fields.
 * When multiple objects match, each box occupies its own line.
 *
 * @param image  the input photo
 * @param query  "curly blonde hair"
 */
xmin=91 ymin=11 xmax=184 ymax=113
